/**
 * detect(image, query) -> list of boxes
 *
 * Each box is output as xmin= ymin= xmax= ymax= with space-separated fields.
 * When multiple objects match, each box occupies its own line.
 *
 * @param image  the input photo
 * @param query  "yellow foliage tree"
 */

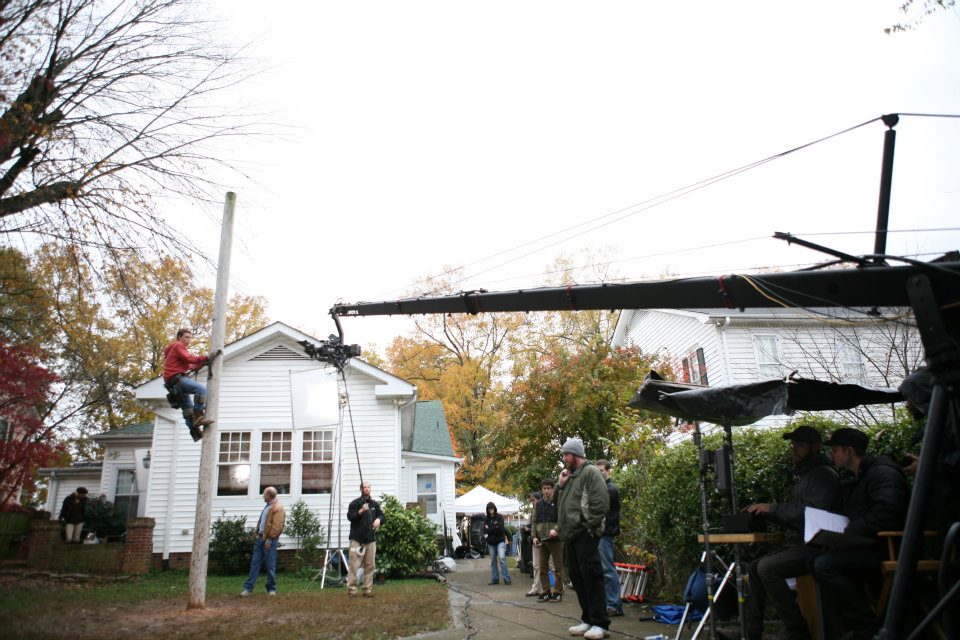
xmin=28 ymin=244 xmax=269 ymax=442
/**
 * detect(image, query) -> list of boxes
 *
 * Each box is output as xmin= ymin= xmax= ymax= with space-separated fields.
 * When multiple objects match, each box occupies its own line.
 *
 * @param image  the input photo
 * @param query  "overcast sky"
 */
xmin=183 ymin=1 xmax=960 ymax=352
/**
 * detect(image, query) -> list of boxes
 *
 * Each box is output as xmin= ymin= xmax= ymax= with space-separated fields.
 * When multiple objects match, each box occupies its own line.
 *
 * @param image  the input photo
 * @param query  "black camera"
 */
xmin=298 ymin=335 xmax=361 ymax=366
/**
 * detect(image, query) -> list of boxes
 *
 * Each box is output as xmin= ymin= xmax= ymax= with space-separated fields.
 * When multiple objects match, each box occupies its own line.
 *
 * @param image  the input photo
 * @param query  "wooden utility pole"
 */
xmin=187 ymin=192 xmax=236 ymax=609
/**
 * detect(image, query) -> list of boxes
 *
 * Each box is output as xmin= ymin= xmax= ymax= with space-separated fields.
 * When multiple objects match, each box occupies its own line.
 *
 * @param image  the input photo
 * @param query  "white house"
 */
xmin=41 ymin=422 xmax=152 ymax=520
xmin=43 ymin=322 xmax=461 ymax=565
xmin=612 ymin=307 xmax=920 ymax=429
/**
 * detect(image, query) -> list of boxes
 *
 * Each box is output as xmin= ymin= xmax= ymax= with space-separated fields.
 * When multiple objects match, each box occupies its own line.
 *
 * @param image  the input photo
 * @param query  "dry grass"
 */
xmin=0 ymin=571 xmax=450 ymax=639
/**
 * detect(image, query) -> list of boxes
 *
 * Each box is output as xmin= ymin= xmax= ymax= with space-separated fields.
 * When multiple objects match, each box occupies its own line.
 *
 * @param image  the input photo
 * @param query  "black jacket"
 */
xmin=768 ymin=454 xmax=840 ymax=532
xmin=840 ymin=454 xmax=908 ymax=538
xmin=531 ymin=498 xmax=558 ymax=540
xmin=602 ymin=478 xmax=621 ymax=537
xmin=347 ymin=495 xmax=386 ymax=544
xmin=59 ymin=494 xmax=87 ymax=524
xmin=484 ymin=512 xmax=508 ymax=544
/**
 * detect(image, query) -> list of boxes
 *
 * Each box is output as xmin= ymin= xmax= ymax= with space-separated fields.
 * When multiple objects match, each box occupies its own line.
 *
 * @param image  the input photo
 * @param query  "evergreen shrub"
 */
xmin=83 ymin=496 xmax=127 ymax=539
xmin=375 ymin=494 xmax=439 ymax=578
xmin=287 ymin=499 xmax=326 ymax=576
xmin=210 ymin=512 xmax=255 ymax=574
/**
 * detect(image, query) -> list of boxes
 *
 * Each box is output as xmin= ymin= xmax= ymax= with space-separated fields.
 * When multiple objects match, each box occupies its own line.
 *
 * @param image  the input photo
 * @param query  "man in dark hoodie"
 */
xmin=739 ymin=425 xmax=841 ymax=640
xmin=813 ymin=428 xmax=908 ymax=640
xmin=484 ymin=501 xmax=511 ymax=585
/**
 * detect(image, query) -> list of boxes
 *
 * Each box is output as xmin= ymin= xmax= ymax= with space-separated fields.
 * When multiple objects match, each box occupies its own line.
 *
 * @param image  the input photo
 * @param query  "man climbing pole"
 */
xmin=163 ymin=327 xmax=217 ymax=442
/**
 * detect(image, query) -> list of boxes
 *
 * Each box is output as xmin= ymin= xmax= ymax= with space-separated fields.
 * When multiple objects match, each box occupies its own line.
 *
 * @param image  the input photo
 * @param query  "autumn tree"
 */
xmin=0 ymin=341 xmax=64 ymax=508
xmin=0 ymin=0 xmax=256 ymax=260
xmin=496 ymin=342 xmax=666 ymax=493
xmin=383 ymin=270 xmax=524 ymax=487
xmin=509 ymin=252 xmax=622 ymax=376
xmin=11 ymin=243 xmax=269 ymax=443
xmin=489 ymin=250 xmax=671 ymax=492
xmin=0 ymin=245 xmax=52 ymax=349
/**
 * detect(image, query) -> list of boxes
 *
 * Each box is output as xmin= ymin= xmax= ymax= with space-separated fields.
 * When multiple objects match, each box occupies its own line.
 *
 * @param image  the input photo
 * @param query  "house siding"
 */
xmin=625 ymin=310 xmax=727 ymax=387
xmin=620 ymin=309 xmax=917 ymax=433
xmin=45 ymin=470 xmax=102 ymax=517
xmin=145 ymin=336 xmax=412 ymax=556
xmin=400 ymin=455 xmax=458 ymax=538
xmin=98 ymin=446 xmax=141 ymax=502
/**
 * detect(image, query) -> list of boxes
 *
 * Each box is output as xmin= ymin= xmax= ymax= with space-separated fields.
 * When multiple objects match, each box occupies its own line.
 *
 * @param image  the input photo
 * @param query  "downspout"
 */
xmin=396 ymin=387 xmax=419 ymax=502
xmin=718 ymin=316 xmax=733 ymax=385
xmin=47 ymin=470 xmax=58 ymax=514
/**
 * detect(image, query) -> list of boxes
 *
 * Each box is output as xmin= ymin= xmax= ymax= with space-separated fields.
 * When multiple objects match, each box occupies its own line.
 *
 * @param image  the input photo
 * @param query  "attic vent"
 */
xmin=252 ymin=345 xmax=309 ymax=361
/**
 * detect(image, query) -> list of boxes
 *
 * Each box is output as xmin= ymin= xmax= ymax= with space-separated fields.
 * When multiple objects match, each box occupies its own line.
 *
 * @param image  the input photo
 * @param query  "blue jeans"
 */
xmin=599 ymin=535 xmax=623 ymax=612
xmin=244 ymin=537 xmax=278 ymax=593
xmin=488 ymin=541 xmax=510 ymax=582
xmin=175 ymin=376 xmax=207 ymax=428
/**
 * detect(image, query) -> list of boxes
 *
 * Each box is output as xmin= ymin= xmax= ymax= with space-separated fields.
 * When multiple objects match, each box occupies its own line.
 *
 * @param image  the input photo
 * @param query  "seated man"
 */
xmin=740 ymin=425 xmax=841 ymax=640
xmin=813 ymin=428 xmax=908 ymax=640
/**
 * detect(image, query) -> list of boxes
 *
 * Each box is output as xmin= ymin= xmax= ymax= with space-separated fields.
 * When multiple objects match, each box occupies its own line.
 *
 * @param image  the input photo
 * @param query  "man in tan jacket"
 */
xmin=241 ymin=486 xmax=286 ymax=596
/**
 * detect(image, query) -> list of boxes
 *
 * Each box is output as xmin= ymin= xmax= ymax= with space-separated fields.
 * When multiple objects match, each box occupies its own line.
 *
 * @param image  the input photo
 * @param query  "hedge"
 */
xmin=618 ymin=410 xmax=920 ymax=598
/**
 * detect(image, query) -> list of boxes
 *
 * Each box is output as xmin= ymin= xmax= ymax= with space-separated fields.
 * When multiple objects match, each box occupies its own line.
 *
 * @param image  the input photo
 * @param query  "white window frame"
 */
xmin=754 ymin=334 xmax=783 ymax=380
xmin=301 ymin=429 xmax=334 ymax=495
xmin=259 ymin=431 xmax=292 ymax=495
xmin=416 ymin=472 xmax=438 ymax=515
xmin=836 ymin=335 xmax=867 ymax=383
xmin=114 ymin=468 xmax=139 ymax=520
xmin=217 ymin=431 xmax=252 ymax=496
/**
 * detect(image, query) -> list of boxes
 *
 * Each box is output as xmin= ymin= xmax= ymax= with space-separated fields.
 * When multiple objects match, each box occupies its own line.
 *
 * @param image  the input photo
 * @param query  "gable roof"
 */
xmin=92 ymin=421 xmax=154 ymax=443
xmin=102 ymin=422 xmax=153 ymax=436
xmin=410 ymin=400 xmax=456 ymax=457
xmin=135 ymin=321 xmax=414 ymax=400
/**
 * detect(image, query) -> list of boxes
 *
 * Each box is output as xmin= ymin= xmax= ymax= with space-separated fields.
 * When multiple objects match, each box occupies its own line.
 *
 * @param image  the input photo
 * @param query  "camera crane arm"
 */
xmin=330 ymin=262 xmax=960 ymax=317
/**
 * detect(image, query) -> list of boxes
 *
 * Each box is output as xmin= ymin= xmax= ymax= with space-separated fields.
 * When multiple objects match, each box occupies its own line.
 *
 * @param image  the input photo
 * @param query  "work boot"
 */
xmin=189 ymin=424 xmax=203 ymax=442
xmin=192 ymin=411 xmax=214 ymax=428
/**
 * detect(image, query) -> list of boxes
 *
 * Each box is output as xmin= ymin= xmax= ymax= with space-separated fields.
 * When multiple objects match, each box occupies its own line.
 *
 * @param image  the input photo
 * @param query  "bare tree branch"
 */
xmin=0 ymin=0 xmax=265 ymax=259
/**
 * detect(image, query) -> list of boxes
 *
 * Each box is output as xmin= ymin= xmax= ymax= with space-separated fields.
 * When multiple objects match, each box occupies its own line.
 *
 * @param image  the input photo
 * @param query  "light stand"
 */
xmin=692 ymin=420 xmax=720 ymax=640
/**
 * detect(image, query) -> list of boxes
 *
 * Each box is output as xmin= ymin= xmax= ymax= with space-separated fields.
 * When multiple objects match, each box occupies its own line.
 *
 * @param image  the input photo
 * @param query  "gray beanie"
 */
xmin=561 ymin=437 xmax=586 ymax=458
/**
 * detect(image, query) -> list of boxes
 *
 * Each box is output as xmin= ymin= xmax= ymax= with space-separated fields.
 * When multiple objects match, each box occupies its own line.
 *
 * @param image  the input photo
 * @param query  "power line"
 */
xmin=380 ymin=116 xmax=884 ymax=298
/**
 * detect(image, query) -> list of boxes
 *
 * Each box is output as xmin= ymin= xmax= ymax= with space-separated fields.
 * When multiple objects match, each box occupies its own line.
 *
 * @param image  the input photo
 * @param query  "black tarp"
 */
xmin=628 ymin=371 xmax=903 ymax=425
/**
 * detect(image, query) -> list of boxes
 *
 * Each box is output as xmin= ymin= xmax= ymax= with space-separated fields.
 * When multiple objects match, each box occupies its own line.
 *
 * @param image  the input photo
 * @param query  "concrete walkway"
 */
xmin=409 ymin=558 xmax=681 ymax=640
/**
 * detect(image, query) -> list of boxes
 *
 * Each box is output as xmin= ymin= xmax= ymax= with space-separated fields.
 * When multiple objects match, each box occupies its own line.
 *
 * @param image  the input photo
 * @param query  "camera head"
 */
xmin=298 ymin=335 xmax=361 ymax=367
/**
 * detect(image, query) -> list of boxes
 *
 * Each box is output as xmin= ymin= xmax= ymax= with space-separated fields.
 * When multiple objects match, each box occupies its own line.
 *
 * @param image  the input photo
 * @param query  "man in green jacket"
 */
xmin=556 ymin=437 xmax=610 ymax=640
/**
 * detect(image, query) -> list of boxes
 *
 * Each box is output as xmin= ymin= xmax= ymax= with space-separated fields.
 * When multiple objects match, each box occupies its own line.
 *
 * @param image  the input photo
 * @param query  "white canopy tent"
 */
xmin=454 ymin=485 xmax=522 ymax=514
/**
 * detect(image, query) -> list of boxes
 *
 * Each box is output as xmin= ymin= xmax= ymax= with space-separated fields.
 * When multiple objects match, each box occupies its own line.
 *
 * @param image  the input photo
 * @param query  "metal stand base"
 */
xmin=312 ymin=547 xmax=350 ymax=588
xmin=675 ymin=551 xmax=736 ymax=640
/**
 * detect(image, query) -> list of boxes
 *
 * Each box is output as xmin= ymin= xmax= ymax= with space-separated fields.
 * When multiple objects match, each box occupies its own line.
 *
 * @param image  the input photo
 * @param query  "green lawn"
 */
xmin=0 ymin=570 xmax=451 ymax=639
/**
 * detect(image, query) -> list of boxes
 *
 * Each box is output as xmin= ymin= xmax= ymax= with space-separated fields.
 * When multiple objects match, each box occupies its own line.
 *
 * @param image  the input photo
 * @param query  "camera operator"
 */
xmin=346 ymin=481 xmax=386 ymax=597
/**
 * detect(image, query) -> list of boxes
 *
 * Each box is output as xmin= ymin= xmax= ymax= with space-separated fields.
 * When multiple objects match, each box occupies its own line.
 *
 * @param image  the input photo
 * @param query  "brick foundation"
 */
xmin=26 ymin=516 xmax=155 ymax=575
xmin=152 ymin=548 xmax=297 ymax=572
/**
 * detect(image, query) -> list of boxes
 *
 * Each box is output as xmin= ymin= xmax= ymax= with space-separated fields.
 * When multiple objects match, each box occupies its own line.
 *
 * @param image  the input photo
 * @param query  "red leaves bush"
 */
xmin=0 ymin=341 xmax=63 ymax=509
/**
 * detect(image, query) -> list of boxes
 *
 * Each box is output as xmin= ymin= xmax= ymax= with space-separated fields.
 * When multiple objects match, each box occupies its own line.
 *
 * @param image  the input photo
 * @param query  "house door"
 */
xmin=416 ymin=472 xmax=439 ymax=523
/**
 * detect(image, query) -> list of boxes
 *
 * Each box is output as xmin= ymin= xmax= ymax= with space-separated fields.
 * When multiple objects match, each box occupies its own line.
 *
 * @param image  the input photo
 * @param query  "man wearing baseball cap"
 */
xmin=811 ymin=427 xmax=908 ymax=639
xmin=735 ymin=425 xmax=840 ymax=640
